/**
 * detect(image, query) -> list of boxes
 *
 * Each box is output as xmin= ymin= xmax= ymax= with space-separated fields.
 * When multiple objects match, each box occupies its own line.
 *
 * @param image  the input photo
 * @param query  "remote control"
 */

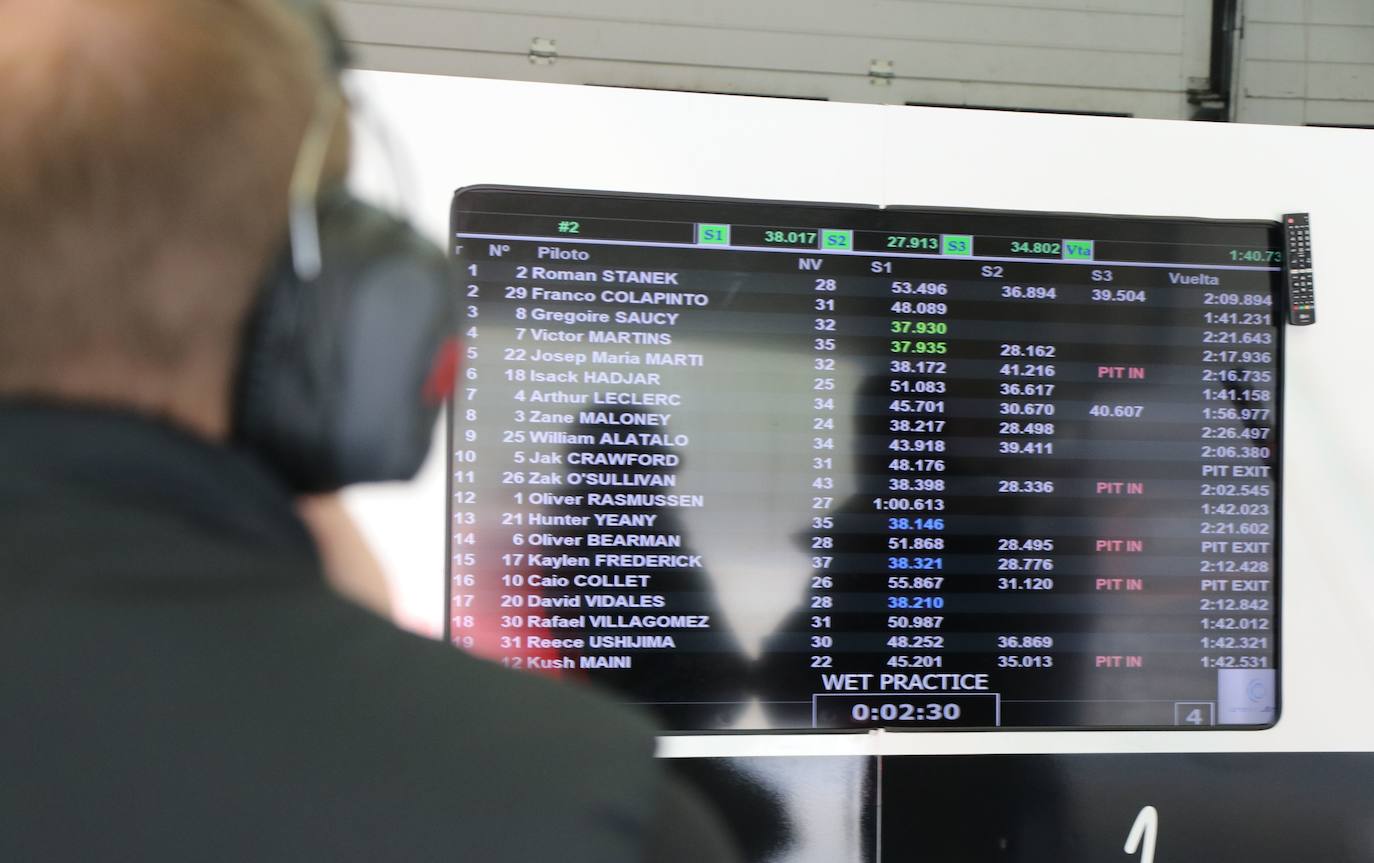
xmin=1283 ymin=212 xmax=1315 ymax=325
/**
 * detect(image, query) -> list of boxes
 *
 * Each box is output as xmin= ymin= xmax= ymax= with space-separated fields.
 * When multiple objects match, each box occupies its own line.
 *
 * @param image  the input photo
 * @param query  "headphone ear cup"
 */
xmin=234 ymin=196 xmax=456 ymax=491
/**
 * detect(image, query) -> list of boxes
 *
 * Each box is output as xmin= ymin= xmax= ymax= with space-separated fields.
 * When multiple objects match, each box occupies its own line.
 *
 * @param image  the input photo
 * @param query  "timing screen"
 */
xmin=448 ymin=188 xmax=1282 ymax=731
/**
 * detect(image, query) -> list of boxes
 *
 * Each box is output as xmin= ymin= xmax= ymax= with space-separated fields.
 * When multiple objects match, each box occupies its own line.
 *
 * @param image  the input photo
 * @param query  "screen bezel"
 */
xmin=445 ymin=185 xmax=1285 ymax=734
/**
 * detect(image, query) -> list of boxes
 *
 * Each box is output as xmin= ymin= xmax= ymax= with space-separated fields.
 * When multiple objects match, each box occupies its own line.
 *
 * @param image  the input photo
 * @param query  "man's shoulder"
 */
xmin=272 ymin=596 xmax=664 ymax=861
xmin=6 ymin=581 xmax=667 ymax=862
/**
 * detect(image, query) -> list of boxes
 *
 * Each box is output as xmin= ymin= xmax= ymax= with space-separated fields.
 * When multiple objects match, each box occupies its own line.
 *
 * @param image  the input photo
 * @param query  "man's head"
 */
xmin=0 ymin=0 xmax=332 ymax=437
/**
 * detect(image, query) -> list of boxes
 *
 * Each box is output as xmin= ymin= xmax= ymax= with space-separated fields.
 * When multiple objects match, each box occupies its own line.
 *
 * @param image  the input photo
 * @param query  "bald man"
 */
xmin=0 ymin=2 xmax=740 ymax=860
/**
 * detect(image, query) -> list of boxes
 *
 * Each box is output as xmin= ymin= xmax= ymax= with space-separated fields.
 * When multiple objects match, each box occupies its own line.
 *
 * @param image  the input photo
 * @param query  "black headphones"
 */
xmin=232 ymin=0 xmax=457 ymax=492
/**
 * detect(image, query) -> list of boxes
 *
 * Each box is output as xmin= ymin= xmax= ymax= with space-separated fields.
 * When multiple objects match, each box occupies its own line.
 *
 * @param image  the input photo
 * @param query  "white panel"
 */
xmin=993 ymin=0 xmax=1178 ymax=9
xmin=1243 ymin=0 xmax=1307 ymax=25
xmin=336 ymin=0 xmax=1205 ymax=120
xmin=1242 ymin=60 xmax=1308 ymax=99
xmin=1235 ymin=96 xmax=1308 ymax=125
xmin=1237 ymin=2 xmax=1374 ymax=127
xmin=346 ymin=71 xmax=1374 ymax=758
xmin=339 ymin=5 xmax=1185 ymax=91
xmin=1180 ymin=0 xmax=1215 ymax=78
xmin=1244 ymin=22 xmax=1309 ymax=62
xmin=350 ymin=44 xmax=844 ymax=100
xmin=351 ymin=42 xmax=1189 ymax=118
xmin=1310 ymin=0 xmax=1374 ymax=27
xmin=1307 ymin=62 xmax=1374 ymax=100
xmin=349 ymin=0 xmax=1185 ymax=48
xmin=359 ymin=0 xmax=1181 ymax=11
xmin=1304 ymin=99 xmax=1374 ymax=126
xmin=1066 ymin=0 xmax=1183 ymax=10
xmin=1309 ymin=24 xmax=1374 ymax=64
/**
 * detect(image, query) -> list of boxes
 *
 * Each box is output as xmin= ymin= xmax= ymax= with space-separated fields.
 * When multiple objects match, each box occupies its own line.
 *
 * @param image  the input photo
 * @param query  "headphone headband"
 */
xmin=287 ymin=87 xmax=342 ymax=281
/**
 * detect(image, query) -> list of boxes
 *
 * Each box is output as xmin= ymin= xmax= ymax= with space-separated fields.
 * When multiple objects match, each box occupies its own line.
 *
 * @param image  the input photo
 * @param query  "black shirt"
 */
xmin=0 ymin=405 xmax=740 ymax=862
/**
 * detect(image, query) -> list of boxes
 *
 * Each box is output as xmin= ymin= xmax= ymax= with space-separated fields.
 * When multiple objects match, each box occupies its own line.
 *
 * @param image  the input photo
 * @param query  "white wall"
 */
xmin=343 ymin=69 xmax=1374 ymax=760
xmin=1238 ymin=0 xmax=1374 ymax=126
xmin=337 ymin=0 xmax=1211 ymax=119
